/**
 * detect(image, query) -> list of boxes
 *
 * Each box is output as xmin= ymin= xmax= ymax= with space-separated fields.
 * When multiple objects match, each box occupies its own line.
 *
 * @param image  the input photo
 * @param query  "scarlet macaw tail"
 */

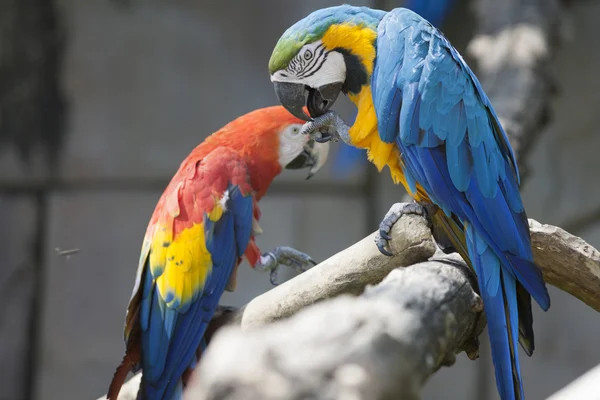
xmin=106 ymin=352 xmax=136 ymax=400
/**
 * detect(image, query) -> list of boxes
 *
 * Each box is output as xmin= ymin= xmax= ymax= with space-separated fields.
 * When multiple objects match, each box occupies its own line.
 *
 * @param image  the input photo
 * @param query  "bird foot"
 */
xmin=255 ymin=246 xmax=317 ymax=285
xmin=375 ymin=202 xmax=428 ymax=256
xmin=299 ymin=110 xmax=351 ymax=145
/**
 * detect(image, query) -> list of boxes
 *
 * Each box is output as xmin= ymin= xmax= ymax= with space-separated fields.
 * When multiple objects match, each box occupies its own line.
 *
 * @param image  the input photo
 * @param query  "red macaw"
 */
xmin=107 ymin=106 xmax=329 ymax=400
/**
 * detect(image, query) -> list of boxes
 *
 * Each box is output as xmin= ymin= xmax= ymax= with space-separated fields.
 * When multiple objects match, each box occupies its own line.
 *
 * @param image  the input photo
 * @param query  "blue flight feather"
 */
xmin=230 ymin=185 xmax=254 ymax=257
xmin=446 ymin=137 xmax=471 ymax=192
xmin=445 ymin=102 xmax=467 ymax=147
xmin=399 ymin=83 xmax=419 ymax=144
xmin=138 ymin=182 xmax=254 ymax=400
xmin=466 ymin=224 xmax=520 ymax=400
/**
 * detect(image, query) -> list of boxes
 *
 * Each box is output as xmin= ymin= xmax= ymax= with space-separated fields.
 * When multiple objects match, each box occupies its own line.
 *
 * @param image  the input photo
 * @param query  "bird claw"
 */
xmin=376 ymin=241 xmax=394 ymax=257
xmin=314 ymin=131 xmax=337 ymax=143
xmin=299 ymin=111 xmax=350 ymax=145
xmin=375 ymin=202 xmax=428 ymax=256
xmin=379 ymin=230 xmax=391 ymax=241
xmin=256 ymin=246 xmax=317 ymax=286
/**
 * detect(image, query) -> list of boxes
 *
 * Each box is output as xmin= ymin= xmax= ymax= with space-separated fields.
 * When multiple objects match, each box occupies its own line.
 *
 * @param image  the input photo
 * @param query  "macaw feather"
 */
xmin=466 ymin=225 xmax=523 ymax=400
xmin=120 ymin=147 xmax=255 ymax=400
xmin=153 ymin=222 xmax=212 ymax=310
xmin=366 ymin=7 xmax=551 ymax=400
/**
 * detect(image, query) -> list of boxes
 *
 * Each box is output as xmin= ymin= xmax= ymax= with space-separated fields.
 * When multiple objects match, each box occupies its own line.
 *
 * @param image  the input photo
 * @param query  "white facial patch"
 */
xmin=278 ymin=123 xmax=309 ymax=167
xmin=271 ymin=41 xmax=346 ymax=89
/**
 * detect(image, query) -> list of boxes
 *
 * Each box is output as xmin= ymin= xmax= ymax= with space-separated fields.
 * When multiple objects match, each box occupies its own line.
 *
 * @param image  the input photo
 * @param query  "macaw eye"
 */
xmin=303 ymin=49 xmax=313 ymax=60
xmin=291 ymin=126 xmax=300 ymax=135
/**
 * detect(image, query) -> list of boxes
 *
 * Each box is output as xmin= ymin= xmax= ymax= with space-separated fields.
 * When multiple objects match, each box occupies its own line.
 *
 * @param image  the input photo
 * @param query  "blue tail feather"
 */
xmin=466 ymin=225 xmax=523 ymax=400
xmin=505 ymin=254 xmax=550 ymax=311
xmin=502 ymin=267 xmax=524 ymax=396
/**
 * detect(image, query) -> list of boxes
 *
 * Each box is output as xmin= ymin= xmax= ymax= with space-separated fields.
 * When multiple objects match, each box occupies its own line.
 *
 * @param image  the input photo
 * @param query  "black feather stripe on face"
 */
xmin=297 ymin=43 xmax=326 ymax=78
xmin=334 ymin=47 xmax=368 ymax=95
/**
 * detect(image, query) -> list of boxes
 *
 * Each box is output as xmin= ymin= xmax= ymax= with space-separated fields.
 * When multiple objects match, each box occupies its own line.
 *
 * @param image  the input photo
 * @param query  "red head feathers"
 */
xmin=182 ymin=105 xmax=329 ymax=199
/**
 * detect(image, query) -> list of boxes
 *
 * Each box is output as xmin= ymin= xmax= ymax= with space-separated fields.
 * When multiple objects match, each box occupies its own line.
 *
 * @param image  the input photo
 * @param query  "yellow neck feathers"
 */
xmin=321 ymin=24 xmax=407 ymax=190
xmin=321 ymin=23 xmax=427 ymax=200
xmin=322 ymin=23 xmax=377 ymax=75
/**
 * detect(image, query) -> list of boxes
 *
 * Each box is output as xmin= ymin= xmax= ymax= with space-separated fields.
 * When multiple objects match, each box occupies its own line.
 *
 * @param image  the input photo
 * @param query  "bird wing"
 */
xmin=124 ymin=146 xmax=254 ymax=399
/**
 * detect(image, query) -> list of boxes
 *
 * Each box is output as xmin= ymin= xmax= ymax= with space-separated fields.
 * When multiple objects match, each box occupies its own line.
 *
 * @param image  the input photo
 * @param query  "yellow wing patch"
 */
xmin=153 ymin=222 xmax=212 ymax=310
xmin=148 ymin=222 xmax=212 ymax=311
xmin=147 ymin=195 xmax=226 ymax=311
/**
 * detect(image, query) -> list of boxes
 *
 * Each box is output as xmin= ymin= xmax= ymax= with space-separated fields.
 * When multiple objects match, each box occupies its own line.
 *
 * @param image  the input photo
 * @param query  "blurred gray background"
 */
xmin=1 ymin=0 xmax=599 ymax=399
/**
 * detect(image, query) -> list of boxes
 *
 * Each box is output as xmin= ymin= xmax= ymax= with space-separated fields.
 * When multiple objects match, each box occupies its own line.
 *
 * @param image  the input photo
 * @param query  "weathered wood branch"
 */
xmin=99 ymin=214 xmax=600 ymax=399
xmin=468 ymin=0 xmax=562 ymax=181
xmin=186 ymin=254 xmax=484 ymax=400
xmin=240 ymin=215 xmax=437 ymax=329
xmin=237 ymin=216 xmax=600 ymax=327
xmin=530 ymin=220 xmax=600 ymax=311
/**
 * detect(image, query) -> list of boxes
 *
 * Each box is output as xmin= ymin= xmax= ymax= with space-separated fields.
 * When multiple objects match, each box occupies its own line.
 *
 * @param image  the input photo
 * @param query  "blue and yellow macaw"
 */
xmin=268 ymin=5 xmax=550 ymax=400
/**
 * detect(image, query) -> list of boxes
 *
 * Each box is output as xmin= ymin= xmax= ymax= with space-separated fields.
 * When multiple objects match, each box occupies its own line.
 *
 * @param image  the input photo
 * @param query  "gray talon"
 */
xmin=376 ymin=201 xmax=428 ymax=256
xmin=255 ymin=246 xmax=317 ymax=286
xmin=299 ymin=111 xmax=352 ymax=145
xmin=269 ymin=269 xmax=279 ymax=286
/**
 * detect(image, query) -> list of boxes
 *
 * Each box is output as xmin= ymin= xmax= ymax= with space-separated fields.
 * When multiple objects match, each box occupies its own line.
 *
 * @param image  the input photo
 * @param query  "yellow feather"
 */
xmin=322 ymin=24 xmax=377 ymax=75
xmin=154 ymin=222 xmax=213 ymax=310
xmin=347 ymin=86 xmax=405 ymax=183
xmin=346 ymin=88 xmax=427 ymax=200
xmin=207 ymin=196 xmax=224 ymax=222
xmin=149 ymin=225 xmax=172 ymax=277
xmin=190 ymin=259 xmax=202 ymax=303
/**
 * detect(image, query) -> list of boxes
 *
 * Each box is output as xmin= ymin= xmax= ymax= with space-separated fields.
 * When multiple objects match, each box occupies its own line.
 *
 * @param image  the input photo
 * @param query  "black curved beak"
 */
xmin=306 ymin=82 xmax=342 ymax=118
xmin=274 ymin=81 xmax=343 ymax=120
xmin=273 ymin=82 xmax=311 ymax=121
xmin=285 ymin=140 xmax=330 ymax=180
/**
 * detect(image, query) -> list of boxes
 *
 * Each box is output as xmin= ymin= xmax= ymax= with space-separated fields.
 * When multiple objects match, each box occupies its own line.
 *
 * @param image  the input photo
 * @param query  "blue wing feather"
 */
xmin=399 ymin=83 xmax=419 ymax=144
xmin=139 ymin=183 xmax=253 ymax=400
xmin=331 ymin=0 xmax=456 ymax=175
xmin=374 ymin=8 xmax=549 ymax=306
xmin=373 ymin=8 xmax=549 ymax=400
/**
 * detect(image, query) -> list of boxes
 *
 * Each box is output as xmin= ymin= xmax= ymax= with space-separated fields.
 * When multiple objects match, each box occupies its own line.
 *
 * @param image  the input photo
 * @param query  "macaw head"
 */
xmin=276 ymin=109 xmax=330 ymax=180
xmin=269 ymin=5 xmax=385 ymax=120
xmin=209 ymin=106 xmax=329 ymax=182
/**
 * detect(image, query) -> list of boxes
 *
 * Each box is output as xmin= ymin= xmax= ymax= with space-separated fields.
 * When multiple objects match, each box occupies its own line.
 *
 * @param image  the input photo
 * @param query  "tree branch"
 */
xmin=530 ymin=219 xmax=600 ymax=311
xmin=239 ymin=215 xmax=437 ymax=329
xmin=187 ymin=255 xmax=484 ymax=400
xmin=99 ymin=214 xmax=600 ymax=399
